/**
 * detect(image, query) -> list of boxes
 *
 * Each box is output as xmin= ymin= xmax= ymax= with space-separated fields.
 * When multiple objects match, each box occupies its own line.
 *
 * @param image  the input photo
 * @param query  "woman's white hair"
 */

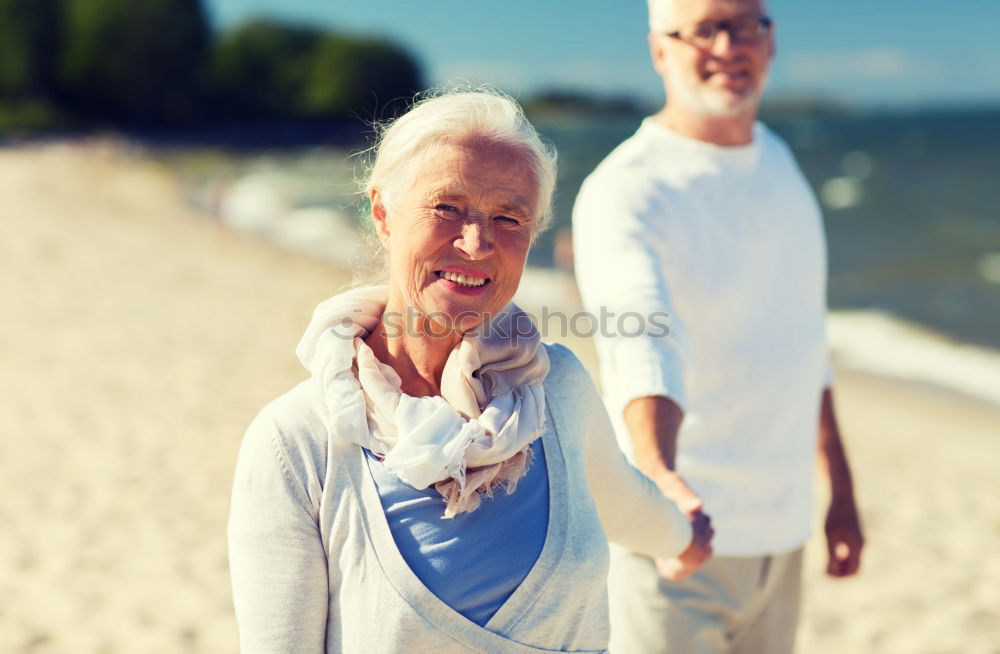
xmin=363 ymin=86 xmax=558 ymax=235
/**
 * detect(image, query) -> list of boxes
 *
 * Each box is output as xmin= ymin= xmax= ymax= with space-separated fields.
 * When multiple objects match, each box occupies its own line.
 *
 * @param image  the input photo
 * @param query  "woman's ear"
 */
xmin=370 ymin=188 xmax=391 ymax=248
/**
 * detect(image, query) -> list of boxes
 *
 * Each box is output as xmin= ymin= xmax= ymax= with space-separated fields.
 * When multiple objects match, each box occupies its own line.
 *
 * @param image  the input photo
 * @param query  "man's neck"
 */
xmin=654 ymin=103 xmax=757 ymax=146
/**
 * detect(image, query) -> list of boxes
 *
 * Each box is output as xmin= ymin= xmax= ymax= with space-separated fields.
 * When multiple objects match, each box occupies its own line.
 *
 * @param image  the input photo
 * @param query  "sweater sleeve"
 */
xmin=572 ymin=174 xmax=690 ymax=417
xmin=558 ymin=350 xmax=692 ymax=559
xmin=228 ymin=408 xmax=329 ymax=653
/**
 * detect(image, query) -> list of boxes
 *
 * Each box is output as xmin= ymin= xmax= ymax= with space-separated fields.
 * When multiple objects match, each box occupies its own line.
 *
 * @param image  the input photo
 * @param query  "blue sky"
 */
xmin=205 ymin=0 xmax=1000 ymax=110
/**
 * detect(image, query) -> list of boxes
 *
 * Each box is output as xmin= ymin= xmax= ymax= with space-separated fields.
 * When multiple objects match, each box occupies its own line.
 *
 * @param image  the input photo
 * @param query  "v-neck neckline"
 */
xmin=348 ymin=403 xmax=569 ymax=649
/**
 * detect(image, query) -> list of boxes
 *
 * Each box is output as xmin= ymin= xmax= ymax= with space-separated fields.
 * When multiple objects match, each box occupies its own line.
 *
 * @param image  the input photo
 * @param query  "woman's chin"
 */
xmin=420 ymin=288 xmax=510 ymax=336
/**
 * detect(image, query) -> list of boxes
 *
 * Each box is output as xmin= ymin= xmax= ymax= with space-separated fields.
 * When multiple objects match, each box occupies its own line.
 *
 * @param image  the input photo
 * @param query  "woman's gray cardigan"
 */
xmin=228 ymin=344 xmax=691 ymax=653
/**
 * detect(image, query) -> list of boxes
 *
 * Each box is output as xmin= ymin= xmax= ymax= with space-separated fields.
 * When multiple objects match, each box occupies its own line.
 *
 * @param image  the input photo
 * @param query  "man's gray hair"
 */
xmin=363 ymin=86 xmax=558 ymax=235
xmin=647 ymin=0 xmax=675 ymax=32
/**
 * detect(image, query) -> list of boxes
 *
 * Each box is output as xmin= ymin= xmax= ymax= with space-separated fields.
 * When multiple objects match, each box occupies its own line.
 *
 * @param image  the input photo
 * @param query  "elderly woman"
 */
xmin=228 ymin=89 xmax=712 ymax=653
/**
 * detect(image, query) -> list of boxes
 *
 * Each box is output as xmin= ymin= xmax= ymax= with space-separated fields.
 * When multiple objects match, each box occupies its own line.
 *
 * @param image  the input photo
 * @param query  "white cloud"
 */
xmin=431 ymin=61 xmax=530 ymax=94
xmin=432 ymin=57 xmax=658 ymax=98
xmin=979 ymin=51 xmax=1000 ymax=75
xmin=544 ymin=59 xmax=631 ymax=87
xmin=784 ymin=47 xmax=942 ymax=82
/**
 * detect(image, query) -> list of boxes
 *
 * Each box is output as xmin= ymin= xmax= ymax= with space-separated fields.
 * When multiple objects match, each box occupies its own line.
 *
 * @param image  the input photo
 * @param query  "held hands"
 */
xmin=653 ymin=472 xmax=714 ymax=581
xmin=825 ymin=495 xmax=864 ymax=577
xmin=655 ymin=509 xmax=714 ymax=581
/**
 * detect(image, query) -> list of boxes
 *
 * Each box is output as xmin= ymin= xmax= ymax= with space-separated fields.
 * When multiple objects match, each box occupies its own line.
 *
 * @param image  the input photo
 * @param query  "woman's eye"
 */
xmin=495 ymin=215 xmax=520 ymax=225
xmin=435 ymin=204 xmax=458 ymax=213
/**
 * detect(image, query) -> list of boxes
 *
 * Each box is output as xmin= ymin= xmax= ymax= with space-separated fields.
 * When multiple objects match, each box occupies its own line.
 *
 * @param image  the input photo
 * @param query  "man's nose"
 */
xmin=710 ymin=27 xmax=737 ymax=56
xmin=455 ymin=221 xmax=494 ymax=260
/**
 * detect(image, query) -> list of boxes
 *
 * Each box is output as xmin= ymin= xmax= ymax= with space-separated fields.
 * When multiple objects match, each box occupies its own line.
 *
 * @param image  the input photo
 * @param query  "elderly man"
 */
xmin=572 ymin=1 xmax=864 ymax=652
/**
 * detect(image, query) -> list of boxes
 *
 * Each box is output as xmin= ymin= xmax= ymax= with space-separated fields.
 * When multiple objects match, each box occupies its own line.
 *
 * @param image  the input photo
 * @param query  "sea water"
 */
xmin=532 ymin=109 xmax=1000 ymax=349
xmin=167 ymin=107 xmax=1000 ymax=404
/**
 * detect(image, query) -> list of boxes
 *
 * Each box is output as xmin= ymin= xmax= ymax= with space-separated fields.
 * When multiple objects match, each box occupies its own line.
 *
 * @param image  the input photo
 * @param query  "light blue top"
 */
xmin=365 ymin=439 xmax=549 ymax=626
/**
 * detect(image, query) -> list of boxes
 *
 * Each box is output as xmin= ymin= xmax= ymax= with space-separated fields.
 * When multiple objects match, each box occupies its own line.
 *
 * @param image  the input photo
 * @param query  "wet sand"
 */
xmin=2 ymin=144 xmax=998 ymax=653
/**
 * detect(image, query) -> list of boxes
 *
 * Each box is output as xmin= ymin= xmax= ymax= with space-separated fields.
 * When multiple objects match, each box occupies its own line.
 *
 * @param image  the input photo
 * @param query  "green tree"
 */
xmin=0 ymin=0 xmax=60 ymax=99
xmin=304 ymin=35 xmax=422 ymax=120
xmin=57 ymin=0 xmax=210 ymax=125
xmin=208 ymin=20 xmax=323 ymax=119
xmin=208 ymin=19 xmax=423 ymax=122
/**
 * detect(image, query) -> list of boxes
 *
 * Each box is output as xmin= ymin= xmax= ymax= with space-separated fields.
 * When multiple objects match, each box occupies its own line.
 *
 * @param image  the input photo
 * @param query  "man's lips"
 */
xmin=705 ymin=70 xmax=750 ymax=85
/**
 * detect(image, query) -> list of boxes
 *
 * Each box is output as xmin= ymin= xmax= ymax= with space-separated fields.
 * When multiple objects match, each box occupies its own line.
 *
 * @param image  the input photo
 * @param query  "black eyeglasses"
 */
xmin=664 ymin=15 xmax=772 ymax=48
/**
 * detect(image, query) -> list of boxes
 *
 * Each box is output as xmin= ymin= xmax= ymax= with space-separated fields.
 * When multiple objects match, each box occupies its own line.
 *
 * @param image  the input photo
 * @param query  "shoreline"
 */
xmin=514 ymin=268 xmax=1000 ymax=410
xmin=828 ymin=309 xmax=1000 ymax=408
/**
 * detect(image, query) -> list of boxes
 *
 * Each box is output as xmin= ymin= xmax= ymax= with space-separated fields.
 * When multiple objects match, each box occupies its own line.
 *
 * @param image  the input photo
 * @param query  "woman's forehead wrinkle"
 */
xmin=426 ymin=183 xmax=532 ymax=210
xmin=499 ymin=199 xmax=533 ymax=216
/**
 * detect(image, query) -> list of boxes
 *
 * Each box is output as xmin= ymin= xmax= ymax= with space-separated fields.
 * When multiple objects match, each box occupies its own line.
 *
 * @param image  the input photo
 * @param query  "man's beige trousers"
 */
xmin=608 ymin=546 xmax=804 ymax=654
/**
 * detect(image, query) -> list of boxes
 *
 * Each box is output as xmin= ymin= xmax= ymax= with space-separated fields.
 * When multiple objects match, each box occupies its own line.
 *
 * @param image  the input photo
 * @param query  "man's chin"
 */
xmin=695 ymin=89 xmax=760 ymax=117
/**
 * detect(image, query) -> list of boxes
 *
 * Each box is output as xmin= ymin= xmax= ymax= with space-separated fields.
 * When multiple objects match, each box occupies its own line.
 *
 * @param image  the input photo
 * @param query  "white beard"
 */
xmin=671 ymin=69 xmax=770 ymax=118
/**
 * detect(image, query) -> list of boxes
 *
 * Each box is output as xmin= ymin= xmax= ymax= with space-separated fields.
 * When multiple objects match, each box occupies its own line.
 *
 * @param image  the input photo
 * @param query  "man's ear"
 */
xmin=648 ymin=32 xmax=669 ymax=78
xmin=370 ymin=188 xmax=390 ymax=248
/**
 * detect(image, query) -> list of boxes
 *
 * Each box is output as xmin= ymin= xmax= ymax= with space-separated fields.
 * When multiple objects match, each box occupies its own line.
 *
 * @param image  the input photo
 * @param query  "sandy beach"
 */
xmin=3 ymin=144 xmax=998 ymax=653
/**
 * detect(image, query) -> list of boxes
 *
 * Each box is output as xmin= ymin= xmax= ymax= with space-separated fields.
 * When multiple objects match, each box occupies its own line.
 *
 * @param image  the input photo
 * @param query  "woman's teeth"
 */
xmin=440 ymin=271 xmax=487 ymax=287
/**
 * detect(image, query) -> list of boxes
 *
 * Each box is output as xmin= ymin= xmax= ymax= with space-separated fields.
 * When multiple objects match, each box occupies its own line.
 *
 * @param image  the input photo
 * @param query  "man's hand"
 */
xmin=817 ymin=388 xmax=863 ymax=578
xmin=655 ymin=508 xmax=713 ymax=581
xmin=825 ymin=495 xmax=863 ymax=577
xmin=653 ymin=470 xmax=713 ymax=581
xmin=623 ymin=396 xmax=713 ymax=580
xmin=653 ymin=469 xmax=703 ymax=515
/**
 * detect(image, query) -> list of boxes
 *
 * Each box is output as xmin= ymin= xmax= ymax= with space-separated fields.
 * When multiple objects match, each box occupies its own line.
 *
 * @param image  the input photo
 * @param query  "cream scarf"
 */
xmin=296 ymin=286 xmax=550 ymax=518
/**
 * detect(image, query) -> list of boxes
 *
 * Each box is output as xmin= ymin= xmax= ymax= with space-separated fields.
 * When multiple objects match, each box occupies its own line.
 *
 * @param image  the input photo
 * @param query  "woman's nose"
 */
xmin=454 ymin=221 xmax=494 ymax=260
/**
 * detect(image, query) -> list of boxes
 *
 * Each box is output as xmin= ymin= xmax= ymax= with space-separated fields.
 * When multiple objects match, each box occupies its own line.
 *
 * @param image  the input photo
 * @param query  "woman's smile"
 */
xmin=435 ymin=268 xmax=492 ymax=295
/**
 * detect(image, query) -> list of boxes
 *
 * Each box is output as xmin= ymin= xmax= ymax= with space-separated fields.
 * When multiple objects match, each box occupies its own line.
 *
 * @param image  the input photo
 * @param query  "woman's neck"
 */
xmin=365 ymin=311 xmax=463 ymax=398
